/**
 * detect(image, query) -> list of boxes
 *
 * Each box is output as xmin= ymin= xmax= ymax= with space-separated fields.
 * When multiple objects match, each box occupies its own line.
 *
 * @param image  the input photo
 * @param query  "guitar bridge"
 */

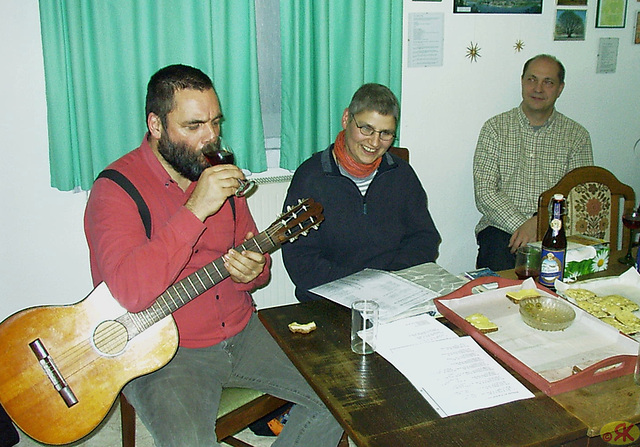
xmin=29 ymin=338 xmax=78 ymax=407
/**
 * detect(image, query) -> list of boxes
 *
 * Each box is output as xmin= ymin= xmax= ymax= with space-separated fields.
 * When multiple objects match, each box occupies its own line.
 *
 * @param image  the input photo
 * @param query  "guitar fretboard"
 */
xmin=127 ymin=229 xmax=279 ymax=333
xmin=115 ymin=197 xmax=323 ymax=338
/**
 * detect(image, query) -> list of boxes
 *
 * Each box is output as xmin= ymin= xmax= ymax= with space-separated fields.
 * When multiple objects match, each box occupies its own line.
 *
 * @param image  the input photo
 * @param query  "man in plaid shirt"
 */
xmin=473 ymin=54 xmax=593 ymax=270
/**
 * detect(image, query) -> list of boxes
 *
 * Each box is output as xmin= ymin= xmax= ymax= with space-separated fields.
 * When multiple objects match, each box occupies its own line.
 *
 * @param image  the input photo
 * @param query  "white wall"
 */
xmin=1 ymin=0 xmax=639 ymax=320
xmin=401 ymin=0 xmax=640 ymax=276
xmin=1 ymin=1 xmax=94 ymax=320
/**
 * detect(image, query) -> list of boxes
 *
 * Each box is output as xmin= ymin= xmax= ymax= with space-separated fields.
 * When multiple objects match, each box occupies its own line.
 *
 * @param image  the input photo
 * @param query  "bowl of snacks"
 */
xmin=519 ymin=296 xmax=576 ymax=332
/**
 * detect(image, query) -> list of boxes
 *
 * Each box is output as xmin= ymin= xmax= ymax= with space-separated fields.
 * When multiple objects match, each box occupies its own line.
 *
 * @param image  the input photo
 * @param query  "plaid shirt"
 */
xmin=473 ymin=105 xmax=593 ymax=235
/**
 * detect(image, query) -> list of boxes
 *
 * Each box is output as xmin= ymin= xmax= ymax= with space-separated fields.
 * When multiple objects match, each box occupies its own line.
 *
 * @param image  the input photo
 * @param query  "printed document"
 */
xmin=310 ymin=269 xmax=438 ymax=323
xmin=376 ymin=314 xmax=534 ymax=417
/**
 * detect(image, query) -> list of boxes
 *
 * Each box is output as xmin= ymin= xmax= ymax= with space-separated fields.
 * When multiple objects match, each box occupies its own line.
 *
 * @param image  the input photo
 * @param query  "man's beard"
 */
xmin=157 ymin=132 xmax=219 ymax=182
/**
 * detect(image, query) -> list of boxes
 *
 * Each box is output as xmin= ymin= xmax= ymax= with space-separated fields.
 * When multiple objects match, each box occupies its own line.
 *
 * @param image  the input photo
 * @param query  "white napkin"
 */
xmin=565 ymin=241 xmax=597 ymax=263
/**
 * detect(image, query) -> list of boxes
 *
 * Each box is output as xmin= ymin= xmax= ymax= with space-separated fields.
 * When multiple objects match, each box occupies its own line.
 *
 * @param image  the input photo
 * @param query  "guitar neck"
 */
xmin=131 ymin=228 xmax=279 ymax=330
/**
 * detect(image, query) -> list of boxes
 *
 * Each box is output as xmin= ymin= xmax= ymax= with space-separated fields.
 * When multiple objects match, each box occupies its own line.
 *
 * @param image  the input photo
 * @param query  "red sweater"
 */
xmin=84 ymin=137 xmax=270 ymax=348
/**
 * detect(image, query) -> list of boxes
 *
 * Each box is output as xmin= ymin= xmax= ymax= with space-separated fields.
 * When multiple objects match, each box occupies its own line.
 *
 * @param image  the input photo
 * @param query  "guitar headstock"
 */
xmin=269 ymin=198 xmax=324 ymax=245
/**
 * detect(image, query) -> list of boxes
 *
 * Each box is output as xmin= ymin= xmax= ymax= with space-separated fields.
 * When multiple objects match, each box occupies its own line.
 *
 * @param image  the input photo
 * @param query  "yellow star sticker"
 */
xmin=514 ymin=40 xmax=525 ymax=52
xmin=466 ymin=42 xmax=481 ymax=63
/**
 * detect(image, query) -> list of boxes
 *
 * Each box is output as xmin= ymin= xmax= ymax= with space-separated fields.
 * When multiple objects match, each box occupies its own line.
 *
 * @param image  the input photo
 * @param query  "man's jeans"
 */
xmin=476 ymin=226 xmax=517 ymax=271
xmin=124 ymin=314 xmax=343 ymax=447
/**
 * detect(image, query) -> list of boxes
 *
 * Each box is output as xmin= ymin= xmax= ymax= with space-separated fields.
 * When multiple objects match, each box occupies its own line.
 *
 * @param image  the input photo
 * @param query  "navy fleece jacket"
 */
xmin=282 ymin=145 xmax=441 ymax=302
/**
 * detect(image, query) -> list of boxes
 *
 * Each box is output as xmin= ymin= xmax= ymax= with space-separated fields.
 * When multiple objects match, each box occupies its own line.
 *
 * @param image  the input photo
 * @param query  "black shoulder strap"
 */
xmin=95 ymin=169 xmax=235 ymax=239
xmin=96 ymin=169 xmax=152 ymax=239
xmin=229 ymin=196 xmax=236 ymax=221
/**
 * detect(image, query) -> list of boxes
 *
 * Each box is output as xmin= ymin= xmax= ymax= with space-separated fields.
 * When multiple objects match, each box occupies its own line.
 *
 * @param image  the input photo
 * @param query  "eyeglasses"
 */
xmin=351 ymin=115 xmax=396 ymax=142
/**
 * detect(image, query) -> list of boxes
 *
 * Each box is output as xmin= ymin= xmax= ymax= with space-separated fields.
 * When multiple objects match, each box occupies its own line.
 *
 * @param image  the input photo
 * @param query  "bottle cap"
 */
xmin=553 ymin=193 xmax=564 ymax=200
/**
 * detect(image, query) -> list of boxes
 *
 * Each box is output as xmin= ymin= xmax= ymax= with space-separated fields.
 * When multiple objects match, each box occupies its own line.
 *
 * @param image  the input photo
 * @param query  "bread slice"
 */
xmin=288 ymin=321 xmax=317 ymax=334
xmin=506 ymin=288 xmax=541 ymax=304
xmin=564 ymin=288 xmax=598 ymax=301
xmin=465 ymin=313 xmax=498 ymax=334
xmin=601 ymin=294 xmax=640 ymax=312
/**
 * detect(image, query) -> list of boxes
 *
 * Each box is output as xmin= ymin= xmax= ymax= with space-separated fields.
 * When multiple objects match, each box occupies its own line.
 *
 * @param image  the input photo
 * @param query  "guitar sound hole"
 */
xmin=93 ymin=320 xmax=129 ymax=356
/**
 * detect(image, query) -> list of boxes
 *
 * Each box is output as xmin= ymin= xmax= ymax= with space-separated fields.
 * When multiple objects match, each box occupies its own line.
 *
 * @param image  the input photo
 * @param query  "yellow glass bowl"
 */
xmin=519 ymin=296 xmax=576 ymax=332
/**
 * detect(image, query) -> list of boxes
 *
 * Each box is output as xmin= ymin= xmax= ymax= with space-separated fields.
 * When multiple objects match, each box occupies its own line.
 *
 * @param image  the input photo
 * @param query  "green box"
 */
xmin=563 ymin=235 xmax=609 ymax=282
xmin=529 ymin=235 xmax=609 ymax=283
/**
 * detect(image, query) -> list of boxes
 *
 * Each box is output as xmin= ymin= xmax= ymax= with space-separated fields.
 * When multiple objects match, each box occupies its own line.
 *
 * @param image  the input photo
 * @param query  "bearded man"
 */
xmin=84 ymin=64 xmax=343 ymax=447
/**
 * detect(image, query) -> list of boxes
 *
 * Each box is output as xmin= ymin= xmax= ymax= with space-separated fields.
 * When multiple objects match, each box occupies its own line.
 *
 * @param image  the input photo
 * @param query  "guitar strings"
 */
xmin=45 ymin=209 xmax=311 ymax=379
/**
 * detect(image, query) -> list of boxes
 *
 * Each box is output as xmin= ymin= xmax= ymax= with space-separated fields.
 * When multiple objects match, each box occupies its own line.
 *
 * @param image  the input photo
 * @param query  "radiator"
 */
xmin=247 ymin=175 xmax=298 ymax=309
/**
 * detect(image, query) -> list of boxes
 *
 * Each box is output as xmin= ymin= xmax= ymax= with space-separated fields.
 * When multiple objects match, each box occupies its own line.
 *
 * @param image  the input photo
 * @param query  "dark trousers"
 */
xmin=0 ymin=405 xmax=19 ymax=447
xmin=476 ymin=226 xmax=516 ymax=271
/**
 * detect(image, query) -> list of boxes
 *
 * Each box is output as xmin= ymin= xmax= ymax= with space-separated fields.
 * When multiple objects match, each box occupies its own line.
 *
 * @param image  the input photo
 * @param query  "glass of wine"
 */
xmin=515 ymin=246 xmax=541 ymax=281
xmin=202 ymin=137 xmax=256 ymax=197
xmin=619 ymin=209 xmax=640 ymax=266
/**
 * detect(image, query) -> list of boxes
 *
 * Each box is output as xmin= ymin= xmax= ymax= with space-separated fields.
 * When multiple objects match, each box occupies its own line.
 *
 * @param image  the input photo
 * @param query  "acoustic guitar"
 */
xmin=0 ymin=198 xmax=323 ymax=445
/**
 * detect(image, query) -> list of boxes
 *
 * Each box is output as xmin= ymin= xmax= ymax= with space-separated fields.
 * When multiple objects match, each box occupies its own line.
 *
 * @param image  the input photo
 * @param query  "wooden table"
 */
xmin=259 ymin=253 xmax=640 ymax=447
xmin=260 ymin=300 xmax=590 ymax=446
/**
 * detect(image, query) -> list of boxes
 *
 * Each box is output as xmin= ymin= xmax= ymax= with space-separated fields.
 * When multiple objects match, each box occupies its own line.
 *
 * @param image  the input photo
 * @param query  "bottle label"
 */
xmin=550 ymin=218 xmax=562 ymax=231
xmin=539 ymin=248 xmax=565 ymax=288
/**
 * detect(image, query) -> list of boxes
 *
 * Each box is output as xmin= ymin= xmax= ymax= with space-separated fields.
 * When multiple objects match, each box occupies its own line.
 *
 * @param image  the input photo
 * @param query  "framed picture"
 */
xmin=558 ymin=0 xmax=587 ymax=5
xmin=554 ymin=9 xmax=587 ymax=40
xmin=454 ymin=0 xmax=542 ymax=14
xmin=595 ymin=0 xmax=627 ymax=27
xmin=636 ymin=11 xmax=640 ymax=43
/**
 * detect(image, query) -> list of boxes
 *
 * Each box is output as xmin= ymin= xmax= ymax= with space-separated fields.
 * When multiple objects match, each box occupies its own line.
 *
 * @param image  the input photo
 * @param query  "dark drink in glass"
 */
xmin=620 ymin=210 xmax=640 ymax=266
xmin=622 ymin=214 xmax=640 ymax=230
xmin=203 ymin=149 xmax=235 ymax=166
xmin=514 ymin=267 xmax=540 ymax=281
xmin=201 ymin=137 xmax=257 ymax=197
xmin=515 ymin=245 xmax=541 ymax=281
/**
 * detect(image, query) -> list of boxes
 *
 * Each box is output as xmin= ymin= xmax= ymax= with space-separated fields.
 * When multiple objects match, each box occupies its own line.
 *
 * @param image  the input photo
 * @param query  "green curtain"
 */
xmin=39 ymin=0 xmax=265 ymax=191
xmin=279 ymin=0 xmax=403 ymax=170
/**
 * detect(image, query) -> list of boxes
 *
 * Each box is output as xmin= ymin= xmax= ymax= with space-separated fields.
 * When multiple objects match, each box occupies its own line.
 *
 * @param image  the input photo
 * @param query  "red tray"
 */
xmin=434 ymin=276 xmax=637 ymax=396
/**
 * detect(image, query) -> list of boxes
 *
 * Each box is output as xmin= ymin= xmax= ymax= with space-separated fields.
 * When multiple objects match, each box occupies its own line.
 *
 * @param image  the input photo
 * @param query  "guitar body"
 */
xmin=0 ymin=283 xmax=178 ymax=445
xmin=0 ymin=198 xmax=324 ymax=445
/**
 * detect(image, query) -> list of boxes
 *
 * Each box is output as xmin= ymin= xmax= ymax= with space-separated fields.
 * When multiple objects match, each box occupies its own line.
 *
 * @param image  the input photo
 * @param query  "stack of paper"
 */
xmin=376 ymin=314 xmax=534 ymax=417
xmin=310 ymin=264 xmax=534 ymax=417
xmin=310 ymin=269 xmax=439 ymax=323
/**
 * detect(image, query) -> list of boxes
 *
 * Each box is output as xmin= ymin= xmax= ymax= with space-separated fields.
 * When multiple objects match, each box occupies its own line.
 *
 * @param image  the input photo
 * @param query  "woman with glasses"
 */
xmin=282 ymin=83 xmax=441 ymax=302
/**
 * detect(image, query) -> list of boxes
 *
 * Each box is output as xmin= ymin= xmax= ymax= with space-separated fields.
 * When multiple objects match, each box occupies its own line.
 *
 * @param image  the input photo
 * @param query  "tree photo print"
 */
xmin=555 ymin=9 xmax=587 ymax=40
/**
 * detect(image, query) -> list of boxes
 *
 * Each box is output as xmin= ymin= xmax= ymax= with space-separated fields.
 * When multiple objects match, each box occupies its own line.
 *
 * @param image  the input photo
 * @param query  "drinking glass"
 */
xmin=202 ymin=137 xmax=256 ymax=197
xmin=515 ymin=246 xmax=541 ymax=281
xmin=619 ymin=210 xmax=640 ymax=266
xmin=351 ymin=300 xmax=379 ymax=355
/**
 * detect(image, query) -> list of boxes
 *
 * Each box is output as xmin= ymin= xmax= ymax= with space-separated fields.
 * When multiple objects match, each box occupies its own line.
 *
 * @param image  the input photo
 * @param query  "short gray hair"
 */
xmin=347 ymin=83 xmax=400 ymax=123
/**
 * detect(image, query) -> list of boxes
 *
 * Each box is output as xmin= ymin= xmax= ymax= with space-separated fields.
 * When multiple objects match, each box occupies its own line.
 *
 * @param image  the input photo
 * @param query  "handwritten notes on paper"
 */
xmin=376 ymin=314 xmax=534 ymax=417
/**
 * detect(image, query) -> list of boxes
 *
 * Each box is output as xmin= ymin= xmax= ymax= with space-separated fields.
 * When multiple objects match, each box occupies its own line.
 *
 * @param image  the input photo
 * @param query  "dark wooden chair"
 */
xmin=536 ymin=166 xmax=635 ymax=251
xmin=120 ymin=390 xmax=287 ymax=447
xmin=388 ymin=146 xmax=409 ymax=163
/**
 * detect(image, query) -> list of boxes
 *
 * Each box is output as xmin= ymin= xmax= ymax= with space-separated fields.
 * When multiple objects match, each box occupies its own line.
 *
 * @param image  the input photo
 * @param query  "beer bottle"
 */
xmin=539 ymin=194 xmax=567 ymax=289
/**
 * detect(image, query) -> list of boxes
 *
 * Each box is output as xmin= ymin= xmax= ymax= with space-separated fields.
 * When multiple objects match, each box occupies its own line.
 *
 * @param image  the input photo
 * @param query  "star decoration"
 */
xmin=466 ymin=41 xmax=481 ymax=63
xmin=514 ymin=39 xmax=525 ymax=52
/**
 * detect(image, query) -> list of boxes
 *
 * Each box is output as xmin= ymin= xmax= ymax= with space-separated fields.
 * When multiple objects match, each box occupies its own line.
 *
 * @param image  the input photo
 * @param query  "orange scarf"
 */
xmin=333 ymin=130 xmax=381 ymax=178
